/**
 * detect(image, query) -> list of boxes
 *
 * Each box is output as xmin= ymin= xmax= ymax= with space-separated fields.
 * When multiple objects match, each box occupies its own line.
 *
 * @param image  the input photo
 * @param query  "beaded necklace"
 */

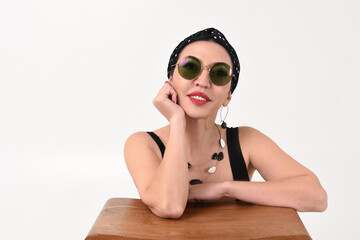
xmin=188 ymin=124 xmax=225 ymax=185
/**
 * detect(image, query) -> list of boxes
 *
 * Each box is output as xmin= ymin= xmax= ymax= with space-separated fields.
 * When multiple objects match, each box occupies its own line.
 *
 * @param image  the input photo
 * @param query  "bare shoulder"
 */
xmin=237 ymin=126 xmax=282 ymax=151
xmin=238 ymin=126 xmax=268 ymax=139
xmin=236 ymin=126 xmax=269 ymax=165
xmin=236 ymin=126 xmax=269 ymax=157
xmin=125 ymin=131 xmax=154 ymax=149
xmin=124 ymin=132 xmax=150 ymax=152
xmin=124 ymin=131 xmax=162 ymax=163
xmin=124 ymin=130 xmax=165 ymax=194
xmin=237 ymin=126 xmax=312 ymax=181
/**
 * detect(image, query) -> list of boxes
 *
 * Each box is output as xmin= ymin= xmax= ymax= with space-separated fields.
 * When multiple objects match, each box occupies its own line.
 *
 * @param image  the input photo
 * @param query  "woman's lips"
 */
xmin=187 ymin=91 xmax=210 ymax=105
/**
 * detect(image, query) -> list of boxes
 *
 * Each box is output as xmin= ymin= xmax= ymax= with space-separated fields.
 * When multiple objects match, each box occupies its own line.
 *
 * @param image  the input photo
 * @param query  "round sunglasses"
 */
xmin=173 ymin=56 xmax=233 ymax=86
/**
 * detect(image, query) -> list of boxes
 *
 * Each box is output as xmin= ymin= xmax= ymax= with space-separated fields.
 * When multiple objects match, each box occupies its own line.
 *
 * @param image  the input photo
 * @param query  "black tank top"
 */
xmin=147 ymin=127 xmax=249 ymax=181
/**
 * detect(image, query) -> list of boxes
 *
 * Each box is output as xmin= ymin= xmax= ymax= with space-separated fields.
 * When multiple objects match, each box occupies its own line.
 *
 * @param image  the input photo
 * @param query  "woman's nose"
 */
xmin=194 ymin=68 xmax=211 ymax=88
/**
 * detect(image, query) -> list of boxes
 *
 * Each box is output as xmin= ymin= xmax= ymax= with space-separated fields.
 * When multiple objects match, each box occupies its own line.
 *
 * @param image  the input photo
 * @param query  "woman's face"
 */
xmin=170 ymin=40 xmax=233 ymax=120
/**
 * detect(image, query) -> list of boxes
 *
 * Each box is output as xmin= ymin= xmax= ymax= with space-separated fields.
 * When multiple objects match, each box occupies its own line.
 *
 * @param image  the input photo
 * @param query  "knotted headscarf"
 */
xmin=167 ymin=28 xmax=240 ymax=93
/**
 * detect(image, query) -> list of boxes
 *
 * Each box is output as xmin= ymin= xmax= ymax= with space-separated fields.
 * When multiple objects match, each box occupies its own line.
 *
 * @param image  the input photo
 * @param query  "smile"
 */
xmin=187 ymin=91 xmax=211 ymax=105
xmin=189 ymin=95 xmax=207 ymax=101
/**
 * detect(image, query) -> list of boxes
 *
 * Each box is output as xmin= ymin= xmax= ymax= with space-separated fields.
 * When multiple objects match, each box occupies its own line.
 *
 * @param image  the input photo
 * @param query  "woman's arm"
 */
xmin=225 ymin=174 xmax=327 ymax=212
xmin=188 ymin=127 xmax=327 ymax=212
xmin=124 ymin=82 xmax=189 ymax=219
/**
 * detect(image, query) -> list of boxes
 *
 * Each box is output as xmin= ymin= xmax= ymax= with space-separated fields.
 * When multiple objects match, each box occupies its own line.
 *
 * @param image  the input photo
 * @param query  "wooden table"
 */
xmin=85 ymin=198 xmax=311 ymax=240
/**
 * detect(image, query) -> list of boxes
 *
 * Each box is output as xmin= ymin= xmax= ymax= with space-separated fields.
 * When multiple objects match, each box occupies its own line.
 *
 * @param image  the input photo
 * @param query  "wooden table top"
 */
xmin=85 ymin=198 xmax=311 ymax=240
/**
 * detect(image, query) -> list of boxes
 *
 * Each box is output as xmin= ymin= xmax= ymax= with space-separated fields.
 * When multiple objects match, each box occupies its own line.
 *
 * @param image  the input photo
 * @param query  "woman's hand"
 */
xmin=153 ymin=80 xmax=185 ymax=123
xmin=188 ymin=182 xmax=227 ymax=202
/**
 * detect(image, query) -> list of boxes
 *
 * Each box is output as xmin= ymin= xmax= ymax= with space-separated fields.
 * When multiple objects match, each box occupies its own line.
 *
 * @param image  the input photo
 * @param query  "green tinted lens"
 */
xmin=209 ymin=63 xmax=232 ymax=86
xmin=178 ymin=56 xmax=201 ymax=80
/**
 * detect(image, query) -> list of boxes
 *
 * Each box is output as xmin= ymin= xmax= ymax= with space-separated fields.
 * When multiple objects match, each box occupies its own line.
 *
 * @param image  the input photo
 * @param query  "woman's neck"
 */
xmin=184 ymin=115 xmax=219 ymax=152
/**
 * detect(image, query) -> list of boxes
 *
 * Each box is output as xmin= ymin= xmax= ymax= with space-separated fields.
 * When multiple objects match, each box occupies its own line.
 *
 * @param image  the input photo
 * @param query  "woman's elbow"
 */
xmin=298 ymin=188 xmax=328 ymax=212
xmin=150 ymin=201 xmax=185 ymax=219
xmin=299 ymin=174 xmax=328 ymax=212
xmin=310 ymin=182 xmax=328 ymax=212
xmin=141 ymin=197 xmax=186 ymax=219
xmin=315 ymin=189 xmax=328 ymax=212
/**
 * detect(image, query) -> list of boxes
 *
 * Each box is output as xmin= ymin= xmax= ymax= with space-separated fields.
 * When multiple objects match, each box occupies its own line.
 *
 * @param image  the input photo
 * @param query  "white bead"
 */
xmin=208 ymin=166 xmax=216 ymax=174
xmin=220 ymin=138 xmax=225 ymax=148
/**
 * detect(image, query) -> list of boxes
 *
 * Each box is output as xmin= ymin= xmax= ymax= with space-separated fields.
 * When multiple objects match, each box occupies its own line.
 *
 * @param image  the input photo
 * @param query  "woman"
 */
xmin=124 ymin=28 xmax=327 ymax=219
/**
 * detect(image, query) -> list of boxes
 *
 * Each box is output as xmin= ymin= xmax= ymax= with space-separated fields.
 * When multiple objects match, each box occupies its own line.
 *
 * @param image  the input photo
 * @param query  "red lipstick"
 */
xmin=187 ymin=91 xmax=211 ymax=106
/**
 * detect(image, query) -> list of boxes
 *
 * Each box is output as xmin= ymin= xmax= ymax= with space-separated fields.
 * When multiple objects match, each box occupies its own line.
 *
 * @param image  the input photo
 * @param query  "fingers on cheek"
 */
xmin=161 ymin=85 xmax=172 ymax=97
xmin=167 ymin=84 xmax=175 ymax=95
xmin=172 ymin=92 xmax=177 ymax=103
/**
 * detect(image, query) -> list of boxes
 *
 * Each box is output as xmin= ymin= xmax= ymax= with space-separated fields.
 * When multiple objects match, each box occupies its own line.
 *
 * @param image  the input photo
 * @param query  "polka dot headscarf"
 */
xmin=167 ymin=28 xmax=240 ymax=94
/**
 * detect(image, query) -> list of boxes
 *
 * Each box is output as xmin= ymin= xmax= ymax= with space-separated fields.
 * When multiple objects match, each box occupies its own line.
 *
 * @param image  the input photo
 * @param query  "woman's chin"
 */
xmin=178 ymin=98 xmax=217 ymax=120
xmin=183 ymin=108 xmax=212 ymax=120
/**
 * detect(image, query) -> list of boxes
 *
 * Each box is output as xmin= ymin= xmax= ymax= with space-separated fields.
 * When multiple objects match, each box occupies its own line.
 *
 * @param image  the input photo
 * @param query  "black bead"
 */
xmin=188 ymin=162 xmax=192 ymax=169
xmin=221 ymin=121 xmax=227 ymax=129
xmin=211 ymin=153 xmax=218 ymax=160
xmin=218 ymin=152 xmax=224 ymax=161
xmin=190 ymin=179 xmax=203 ymax=185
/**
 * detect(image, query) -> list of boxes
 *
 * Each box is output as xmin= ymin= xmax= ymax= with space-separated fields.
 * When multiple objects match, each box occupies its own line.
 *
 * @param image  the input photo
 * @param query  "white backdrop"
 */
xmin=1 ymin=0 xmax=359 ymax=239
